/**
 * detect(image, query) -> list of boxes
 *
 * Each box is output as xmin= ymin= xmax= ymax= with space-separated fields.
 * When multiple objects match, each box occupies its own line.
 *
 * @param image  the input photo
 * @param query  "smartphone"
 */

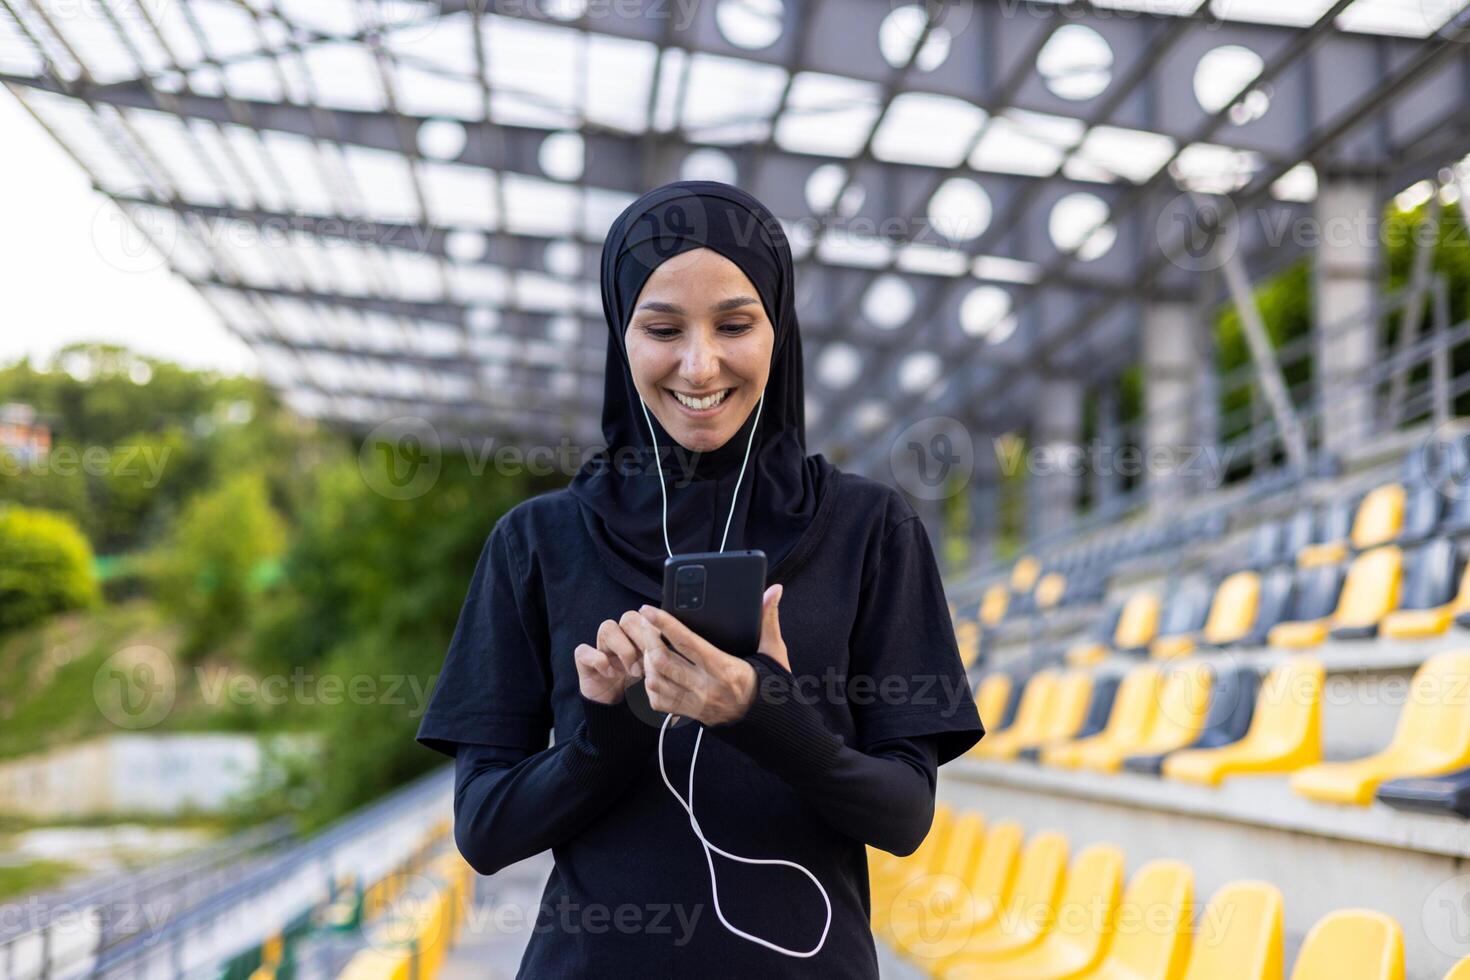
xmin=622 ymin=550 xmax=767 ymax=725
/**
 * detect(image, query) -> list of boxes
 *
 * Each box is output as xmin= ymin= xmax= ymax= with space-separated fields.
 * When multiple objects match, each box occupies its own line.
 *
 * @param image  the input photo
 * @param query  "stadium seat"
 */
xmin=934 ymin=838 xmax=1111 ymax=978
xmin=1380 ymin=539 xmax=1463 ymax=639
xmin=1247 ymin=520 xmax=1284 ymax=570
xmin=971 ymin=670 xmax=1059 ymax=760
xmin=890 ymin=820 xmax=1025 ymax=962
xmin=1005 ymin=671 xmax=1094 ymax=760
xmin=1153 ymin=571 xmax=1261 ymax=658
xmin=1071 ymin=860 xmax=1193 ymax=980
xmin=1164 ymin=657 xmax=1324 ymax=786
xmin=1113 ymin=591 xmax=1163 ymax=657
xmin=1036 ymin=571 xmax=1068 ymax=611
xmin=1445 ymin=493 xmax=1470 ymax=538
xmin=1149 ymin=578 xmax=1213 ymax=659
xmin=940 ymin=844 xmax=1125 ymax=980
xmin=1287 ymin=909 xmax=1404 ymax=980
xmin=981 ymin=583 xmax=1009 ymax=627
xmin=1019 ymin=675 xmax=1119 ymax=763
xmin=1282 ymin=508 xmax=1317 ymax=563
xmin=1449 ymin=957 xmax=1470 ymax=980
xmin=919 ymin=830 xmax=1068 ymax=972
xmin=1290 ymin=650 xmax=1470 ymax=805
xmin=1269 ymin=546 xmax=1400 ymax=647
xmin=1179 ymin=881 xmax=1284 ymax=980
xmin=976 ymin=674 xmax=1014 ymax=735
xmin=1125 ymin=663 xmax=1260 ymax=775
xmin=1397 ymin=484 xmax=1444 ymax=546
xmin=1376 ymin=765 xmax=1470 ymax=817
xmin=1066 ymin=599 xmax=1125 ymax=667
xmin=1012 ymin=555 xmax=1042 ymax=593
xmin=1237 ymin=567 xmax=1297 ymax=647
xmin=1075 ymin=663 xmax=1213 ymax=773
xmin=884 ymin=812 xmax=986 ymax=944
xmin=1297 ymin=498 xmax=1358 ymax=568
xmin=1043 ymin=666 xmax=1162 ymax=769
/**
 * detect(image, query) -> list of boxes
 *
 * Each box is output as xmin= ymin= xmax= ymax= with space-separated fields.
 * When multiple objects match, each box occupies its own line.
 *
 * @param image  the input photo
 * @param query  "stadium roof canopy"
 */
xmin=3 ymin=0 xmax=1470 ymax=477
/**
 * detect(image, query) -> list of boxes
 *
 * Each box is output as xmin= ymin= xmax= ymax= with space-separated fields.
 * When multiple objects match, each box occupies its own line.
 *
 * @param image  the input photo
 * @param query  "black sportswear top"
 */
xmin=417 ymin=472 xmax=984 ymax=978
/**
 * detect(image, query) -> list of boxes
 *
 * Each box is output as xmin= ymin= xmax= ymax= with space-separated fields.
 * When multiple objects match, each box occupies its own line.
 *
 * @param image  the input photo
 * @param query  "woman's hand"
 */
xmin=573 ymin=616 xmax=647 ymax=705
xmin=633 ymin=584 xmax=788 ymax=726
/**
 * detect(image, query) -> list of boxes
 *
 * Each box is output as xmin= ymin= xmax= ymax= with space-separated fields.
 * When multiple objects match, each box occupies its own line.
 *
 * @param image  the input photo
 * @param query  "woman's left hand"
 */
xmin=630 ymin=585 xmax=786 ymax=726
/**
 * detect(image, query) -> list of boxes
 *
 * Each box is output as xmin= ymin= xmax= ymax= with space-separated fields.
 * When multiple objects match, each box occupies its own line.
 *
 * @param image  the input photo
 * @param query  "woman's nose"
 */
xmin=681 ymin=335 xmax=719 ymax=386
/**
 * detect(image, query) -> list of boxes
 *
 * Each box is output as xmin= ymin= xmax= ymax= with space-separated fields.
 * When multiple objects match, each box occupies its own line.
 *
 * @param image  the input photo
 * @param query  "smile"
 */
xmin=668 ymin=387 xmax=733 ymax=414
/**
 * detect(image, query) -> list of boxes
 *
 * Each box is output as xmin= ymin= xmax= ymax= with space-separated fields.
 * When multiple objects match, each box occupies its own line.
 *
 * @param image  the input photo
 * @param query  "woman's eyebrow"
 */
xmin=634 ymin=296 xmax=761 ymax=315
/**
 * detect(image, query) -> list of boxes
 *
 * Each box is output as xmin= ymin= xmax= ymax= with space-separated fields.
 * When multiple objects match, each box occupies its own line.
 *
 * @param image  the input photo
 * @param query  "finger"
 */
xmin=575 ymin=643 xmax=619 ymax=681
xmin=646 ymin=667 xmax=700 ymax=716
xmin=758 ymin=584 xmax=784 ymax=653
xmin=647 ymin=643 xmax=695 ymax=691
xmin=640 ymin=605 xmax=719 ymax=664
xmin=597 ymin=620 xmax=643 ymax=678
xmin=619 ymin=609 xmax=663 ymax=657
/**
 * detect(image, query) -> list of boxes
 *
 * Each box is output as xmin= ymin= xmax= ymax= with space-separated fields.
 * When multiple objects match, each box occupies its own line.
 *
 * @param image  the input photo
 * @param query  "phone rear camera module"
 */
xmin=675 ymin=565 xmax=706 ymax=611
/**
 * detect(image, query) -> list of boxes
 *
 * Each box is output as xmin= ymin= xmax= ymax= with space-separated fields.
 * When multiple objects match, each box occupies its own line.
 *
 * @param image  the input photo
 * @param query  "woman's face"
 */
xmin=624 ymin=247 xmax=774 ymax=454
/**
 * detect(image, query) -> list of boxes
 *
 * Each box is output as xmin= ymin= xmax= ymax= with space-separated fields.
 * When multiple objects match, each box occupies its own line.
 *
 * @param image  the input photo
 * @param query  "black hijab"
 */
xmin=567 ymin=181 xmax=837 ymax=599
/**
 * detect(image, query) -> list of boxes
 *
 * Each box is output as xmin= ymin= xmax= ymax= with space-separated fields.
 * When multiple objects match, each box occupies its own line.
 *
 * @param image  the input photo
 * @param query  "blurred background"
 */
xmin=3 ymin=0 xmax=1470 ymax=978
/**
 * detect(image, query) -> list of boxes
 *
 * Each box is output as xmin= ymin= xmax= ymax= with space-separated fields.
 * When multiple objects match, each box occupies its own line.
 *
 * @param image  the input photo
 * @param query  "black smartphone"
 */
xmin=622 ymin=550 xmax=767 ymax=725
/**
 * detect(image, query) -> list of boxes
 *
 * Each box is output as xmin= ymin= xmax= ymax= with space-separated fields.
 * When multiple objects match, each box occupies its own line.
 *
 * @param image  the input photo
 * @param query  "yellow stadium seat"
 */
xmin=945 ymin=845 xmax=1126 ymax=980
xmin=1073 ymin=860 xmax=1194 ymax=980
xmin=1075 ymin=663 xmax=1213 ymax=773
xmin=1036 ymin=572 xmax=1068 ymax=611
xmin=1012 ymin=555 xmax=1042 ymax=593
xmin=874 ymin=807 xmax=956 ymax=932
xmin=1445 ymin=955 xmax=1470 ymax=980
xmin=1114 ymin=592 xmax=1163 ymax=655
xmin=1290 ymin=650 xmax=1470 ymax=805
xmin=1202 ymin=571 xmax=1262 ymax=646
xmin=972 ymin=670 xmax=1059 ymax=760
xmin=927 ymin=831 xmax=1070 ymax=975
xmin=1180 ymin=881 xmax=1284 ymax=980
xmin=1269 ymin=546 xmax=1402 ymax=649
xmin=1288 ymin=909 xmax=1404 ymax=980
xmin=1298 ymin=485 xmax=1406 ymax=567
xmin=1031 ymin=671 xmax=1096 ymax=752
xmin=982 ymin=583 xmax=1010 ymax=627
xmin=892 ymin=820 xmax=1024 ymax=963
xmin=1165 ymin=657 xmax=1324 ymax=786
xmin=1043 ymin=666 xmax=1162 ymax=769
xmin=885 ymin=813 xmax=986 ymax=944
xmin=1151 ymin=568 xmax=1273 ymax=656
xmin=1383 ymin=561 xmax=1470 ymax=640
xmin=1066 ymin=642 xmax=1111 ymax=667
xmin=976 ymin=674 xmax=1014 ymax=735
xmin=956 ymin=620 xmax=982 ymax=668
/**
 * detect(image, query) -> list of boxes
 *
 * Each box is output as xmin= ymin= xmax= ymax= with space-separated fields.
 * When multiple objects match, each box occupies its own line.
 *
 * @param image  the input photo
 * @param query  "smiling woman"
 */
xmin=624 ymin=252 xmax=774 ymax=454
xmin=416 ymin=181 xmax=984 ymax=978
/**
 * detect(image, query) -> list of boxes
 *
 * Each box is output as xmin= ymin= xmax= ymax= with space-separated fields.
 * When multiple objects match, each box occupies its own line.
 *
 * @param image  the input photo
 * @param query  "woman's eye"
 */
xmin=643 ymin=325 xmax=680 ymax=340
xmin=719 ymin=321 xmax=754 ymax=335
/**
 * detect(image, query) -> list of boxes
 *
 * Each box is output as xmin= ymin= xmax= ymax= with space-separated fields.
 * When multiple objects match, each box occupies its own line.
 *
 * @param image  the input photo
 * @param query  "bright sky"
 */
xmin=0 ymin=93 xmax=257 ymax=377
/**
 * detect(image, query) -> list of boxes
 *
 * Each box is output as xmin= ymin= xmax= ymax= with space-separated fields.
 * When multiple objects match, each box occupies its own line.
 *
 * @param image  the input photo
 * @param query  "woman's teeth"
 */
xmin=672 ymin=388 xmax=731 ymax=411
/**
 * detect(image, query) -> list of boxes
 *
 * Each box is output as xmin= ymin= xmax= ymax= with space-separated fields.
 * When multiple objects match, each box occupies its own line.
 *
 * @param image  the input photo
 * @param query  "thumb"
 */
xmin=759 ymin=584 xmax=784 ymax=650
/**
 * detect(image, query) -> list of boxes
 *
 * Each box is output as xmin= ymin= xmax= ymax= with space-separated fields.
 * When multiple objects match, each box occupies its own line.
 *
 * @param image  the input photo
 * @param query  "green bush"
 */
xmin=0 ymin=505 xmax=99 ymax=631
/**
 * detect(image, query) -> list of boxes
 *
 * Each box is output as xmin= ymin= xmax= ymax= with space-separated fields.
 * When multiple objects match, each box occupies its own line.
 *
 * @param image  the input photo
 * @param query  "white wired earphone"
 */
xmin=634 ymin=391 xmax=832 ymax=958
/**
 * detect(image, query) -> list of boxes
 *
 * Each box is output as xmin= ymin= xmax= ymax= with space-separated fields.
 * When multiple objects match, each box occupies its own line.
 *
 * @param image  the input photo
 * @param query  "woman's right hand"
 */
xmin=574 ymin=615 xmax=647 ymax=704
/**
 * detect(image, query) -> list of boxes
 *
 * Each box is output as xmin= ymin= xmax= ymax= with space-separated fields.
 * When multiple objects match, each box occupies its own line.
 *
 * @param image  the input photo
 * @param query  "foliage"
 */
xmin=0 ymin=506 xmax=99 ymax=632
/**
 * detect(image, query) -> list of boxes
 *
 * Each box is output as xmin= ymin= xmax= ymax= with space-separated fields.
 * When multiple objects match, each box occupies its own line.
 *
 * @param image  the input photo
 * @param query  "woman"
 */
xmin=417 ymin=181 xmax=984 ymax=977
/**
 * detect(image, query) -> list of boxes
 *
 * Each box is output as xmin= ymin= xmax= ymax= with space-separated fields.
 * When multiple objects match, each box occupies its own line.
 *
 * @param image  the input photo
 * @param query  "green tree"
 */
xmin=151 ymin=472 xmax=286 ymax=655
xmin=0 ymin=505 xmax=99 ymax=631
